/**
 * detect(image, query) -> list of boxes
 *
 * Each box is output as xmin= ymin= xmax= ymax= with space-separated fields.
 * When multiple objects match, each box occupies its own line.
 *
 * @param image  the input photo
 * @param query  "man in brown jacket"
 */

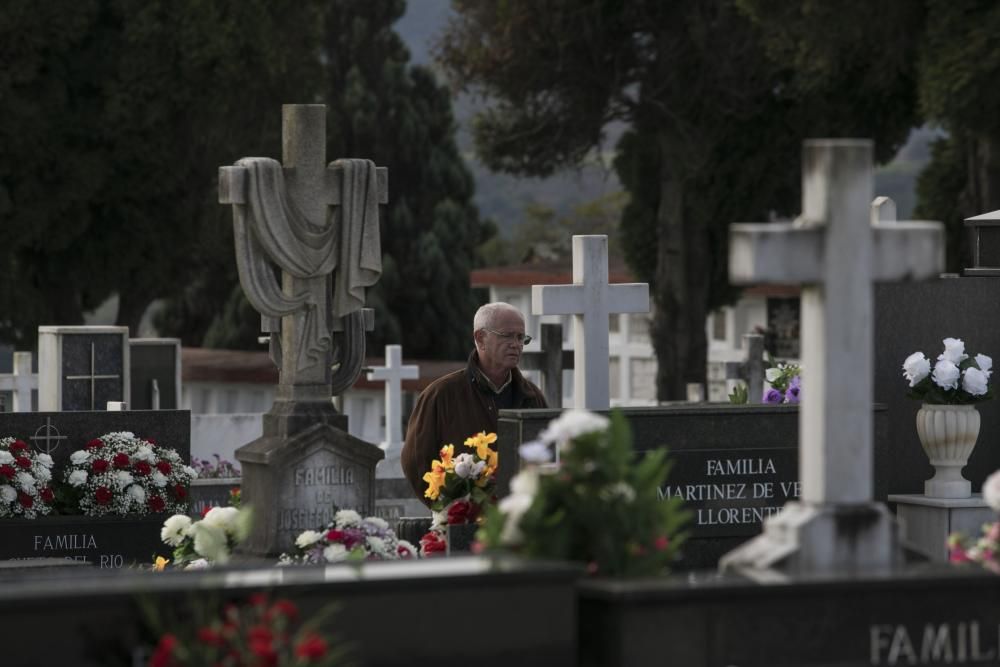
xmin=401 ymin=302 xmax=547 ymax=504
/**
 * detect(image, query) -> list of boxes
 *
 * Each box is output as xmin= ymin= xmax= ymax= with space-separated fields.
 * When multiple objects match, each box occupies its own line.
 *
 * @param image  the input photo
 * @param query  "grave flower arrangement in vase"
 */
xmin=763 ymin=362 xmax=802 ymax=404
xmin=145 ymin=592 xmax=345 ymax=666
xmin=0 ymin=437 xmax=55 ymax=519
xmin=947 ymin=469 xmax=1000 ymax=572
xmin=158 ymin=505 xmax=253 ymax=568
xmin=902 ymin=338 xmax=993 ymax=498
xmin=61 ymin=432 xmax=197 ymax=516
xmin=481 ymin=409 xmax=689 ymax=577
xmin=418 ymin=431 xmax=498 ymax=556
xmin=279 ymin=510 xmax=418 ymax=564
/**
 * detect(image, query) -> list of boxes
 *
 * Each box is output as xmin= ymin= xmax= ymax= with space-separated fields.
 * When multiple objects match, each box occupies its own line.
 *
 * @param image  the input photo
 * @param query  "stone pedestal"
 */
xmin=890 ymin=493 xmax=996 ymax=562
xmin=374 ymin=477 xmax=430 ymax=523
xmin=237 ymin=402 xmax=383 ymax=556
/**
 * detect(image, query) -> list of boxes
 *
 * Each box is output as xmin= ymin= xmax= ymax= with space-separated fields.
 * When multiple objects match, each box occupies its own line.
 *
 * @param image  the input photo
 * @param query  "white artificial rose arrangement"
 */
xmin=902 ymin=338 xmax=994 ymax=404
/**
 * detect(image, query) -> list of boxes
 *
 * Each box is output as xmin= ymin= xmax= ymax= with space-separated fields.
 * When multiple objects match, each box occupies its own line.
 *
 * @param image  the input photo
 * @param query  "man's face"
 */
xmin=477 ymin=310 xmax=526 ymax=372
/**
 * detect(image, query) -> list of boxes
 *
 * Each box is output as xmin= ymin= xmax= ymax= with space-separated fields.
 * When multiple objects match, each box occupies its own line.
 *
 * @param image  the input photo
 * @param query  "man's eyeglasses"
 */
xmin=484 ymin=328 xmax=532 ymax=345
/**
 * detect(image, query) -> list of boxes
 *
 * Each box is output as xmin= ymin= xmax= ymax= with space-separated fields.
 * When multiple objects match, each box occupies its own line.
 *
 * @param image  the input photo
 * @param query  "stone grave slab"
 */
xmin=38 ymin=326 xmax=130 ymax=411
xmin=0 ymin=556 xmax=579 ymax=667
xmin=239 ymin=423 xmax=382 ymax=553
xmin=0 ymin=409 xmax=190 ymax=567
xmin=129 ymin=338 xmax=181 ymax=409
xmin=498 ymin=404 xmax=888 ymax=569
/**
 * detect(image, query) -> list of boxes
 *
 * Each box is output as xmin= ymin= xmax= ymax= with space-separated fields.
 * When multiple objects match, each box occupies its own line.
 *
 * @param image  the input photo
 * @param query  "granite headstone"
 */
xmin=129 ymin=338 xmax=181 ymax=410
xmin=38 ymin=326 xmax=130 ymax=411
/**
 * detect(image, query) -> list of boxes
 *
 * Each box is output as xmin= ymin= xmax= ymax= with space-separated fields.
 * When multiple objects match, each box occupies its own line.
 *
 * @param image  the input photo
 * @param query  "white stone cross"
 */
xmin=531 ymin=235 xmax=649 ymax=409
xmin=366 ymin=345 xmax=418 ymax=476
xmin=0 ymin=352 xmax=37 ymax=412
xmin=729 ymin=140 xmax=943 ymax=506
xmin=723 ymin=140 xmax=944 ymax=573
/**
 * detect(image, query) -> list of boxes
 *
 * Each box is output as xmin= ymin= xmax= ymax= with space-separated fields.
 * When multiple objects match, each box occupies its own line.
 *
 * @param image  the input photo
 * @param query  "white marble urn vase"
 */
xmin=915 ymin=403 xmax=981 ymax=498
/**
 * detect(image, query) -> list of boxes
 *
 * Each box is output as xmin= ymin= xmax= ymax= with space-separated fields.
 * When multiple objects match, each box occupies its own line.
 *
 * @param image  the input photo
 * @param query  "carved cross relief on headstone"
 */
xmin=38 ymin=327 xmax=130 ymax=412
xmin=519 ymin=323 xmax=573 ymax=407
xmin=219 ymin=104 xmax=388 ymax=399
xmin=722 ymin=139 xmax=944 ymax=574
xmin=531 ymin=235 xmax=650 ymax=410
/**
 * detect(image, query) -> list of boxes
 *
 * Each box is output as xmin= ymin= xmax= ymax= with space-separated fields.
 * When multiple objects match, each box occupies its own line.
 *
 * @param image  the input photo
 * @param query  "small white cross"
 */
xmin=0 ymin=352 xmax=38 ymax=412
xmin=366 ymin=345 xmax=419 ymax=469
xmin=531 ymin=235 xmax=650 ymax=409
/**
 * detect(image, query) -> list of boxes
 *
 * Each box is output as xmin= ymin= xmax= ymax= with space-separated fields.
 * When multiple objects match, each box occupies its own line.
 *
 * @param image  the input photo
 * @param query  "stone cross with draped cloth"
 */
xmin=219 ymin=104 xmax=387 ymax=397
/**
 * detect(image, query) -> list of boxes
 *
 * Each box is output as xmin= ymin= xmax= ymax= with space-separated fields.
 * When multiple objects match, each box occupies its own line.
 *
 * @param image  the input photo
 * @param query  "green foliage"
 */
xmin=482 ymin=411 xmax=689 ymax=577
xmin=727 ymin=383 xmax=748 ymax=405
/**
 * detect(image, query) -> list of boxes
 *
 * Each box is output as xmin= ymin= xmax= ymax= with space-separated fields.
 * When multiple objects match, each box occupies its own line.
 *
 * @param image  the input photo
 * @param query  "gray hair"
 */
xmin=474 ymin=302 xmax=524 ymax=332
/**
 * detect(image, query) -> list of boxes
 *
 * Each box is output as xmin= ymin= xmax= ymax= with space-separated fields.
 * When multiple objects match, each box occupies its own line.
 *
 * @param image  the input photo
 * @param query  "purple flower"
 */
xmin=763 ymin=388 xmax=784 ymax=404
xmin=788 ymin=375 xmax=801 ymax=390
xmin=785 ymin=384 xmax=800 ymax=404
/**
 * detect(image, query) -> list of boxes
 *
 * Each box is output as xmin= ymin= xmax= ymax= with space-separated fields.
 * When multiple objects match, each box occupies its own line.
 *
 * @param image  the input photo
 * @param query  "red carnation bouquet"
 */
xmin=146 ymin=593 xmax=344 ymax=667
xmin=62 ymin=431 xmax=196 ymax=517
xmin=0 ymin=437 xmax=56 ymax=518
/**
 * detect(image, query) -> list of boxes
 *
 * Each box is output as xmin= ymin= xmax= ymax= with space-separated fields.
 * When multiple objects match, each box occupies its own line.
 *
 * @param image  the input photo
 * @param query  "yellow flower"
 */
xmin=485 ymin=448 xmax=498 ymax=470
xmin=423 ymin=461 xmax=447 ymax=500
xmin=153 ymin=555 xmax=170 ymax=572
xmin=439 ymin=444 xmax=455 ymax=470
xmin=465 ymin=431 xmax=498 ymax=460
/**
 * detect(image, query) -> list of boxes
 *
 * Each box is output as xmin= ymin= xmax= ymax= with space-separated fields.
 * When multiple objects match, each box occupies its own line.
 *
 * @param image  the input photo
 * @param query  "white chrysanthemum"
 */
xmin=430 ymin=510 xmax=447 ymax=530
xmin=367 ymin=536 xmax=387 ymax=555
xmin=963 ymin=367 xmax=990 ymax=396
xmin=127 ymin=484 xmax=146 ymax=504
xmin=184 ymin=558 xmax=210 ymax=570
xmin=334 ymin=509 xmax=361 ymax=526
xmin=453 ymin=453 xmax=486 ymax=479
xmin=68 ymin=470 xmax=88 ymax=487
xmin=984 ymin=470 xmax=1000 ymax=513
xmin=323 ymin=543 xmax=349 ymax=563
xmin=0 ymin=451 xmax=13 ymax=465
xmin=160 ymin=514 xmax=192 ymax=546
xmin=35 ymin=466 xmax=51 ymax=483
xmin=182 ymin=465 xmax=197 ymax=479
xmin=932 ymin=359 xmax=961 ymax=390
xmin=151 ymin=471 xmax=168 ymax=488
xmin=15 ymin=472 xmax=34 ymax=492
xmin=539 ymin=409 xmax=610 ymax=448
xmin=366 ymin=516 xmax=389 ymax=531
xmin=37 ymin=453 xmax=53 ymax=468
xmin=939 ymin=338 xmax=968 ymax=365
xmin=498 ymin=493 xmax=533 ymax=545
xmin=70 ymin=450 xmax=90 ymax=465
xmin=510 ymin=468 xmax=539 ymax=498
xmin=518 ymin=440 xmax=552 ymax=464
xmin=295 ymin=530 xmax=324 ymax=549
xmin=202 ymin=506 xmax=239 ymax=532
xmin=902 ymin=352 xmax=931 ymax=387
xmin=133 ymin=446 xmax=155 ymax=462
xmin=115 ymin=470 xmax=134 ymax=487
xmin=192 ymin=522 xmax=229 ymax=563
xmin=0 ymin=485 xmax=16 ymax=503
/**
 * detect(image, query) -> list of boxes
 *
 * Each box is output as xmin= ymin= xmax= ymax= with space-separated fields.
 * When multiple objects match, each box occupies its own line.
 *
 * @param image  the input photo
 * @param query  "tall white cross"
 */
xmin=0 ymin=352 xmax=37 ymax=412
xmin=531 ymin=235 xmax=649 ymax=409
xmin=366 ymin=345 xmax=418 ymax=475
xmin=729 ymin=140 xmax=943 ymax=507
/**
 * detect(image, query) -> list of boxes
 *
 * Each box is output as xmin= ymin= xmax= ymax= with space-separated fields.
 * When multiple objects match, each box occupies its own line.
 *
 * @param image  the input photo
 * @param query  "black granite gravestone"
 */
xmin=0 ymin=410 xmax=190 ymax=566
xmin=874 ymin=278 xmax=1000 ymax=496
xmin=498 ymin=405 xmax=889 ymax=569
xmin=61 ymin=333 xmax=127 ymax=411
xmin=129 ymin=339 xmax=181 ymax=410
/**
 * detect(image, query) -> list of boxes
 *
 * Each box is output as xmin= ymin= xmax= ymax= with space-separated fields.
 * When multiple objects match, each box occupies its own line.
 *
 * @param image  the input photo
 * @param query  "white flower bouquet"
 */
xmin=159 ymin=506 xmax=252 ymax=567
xmin=0 ymin=437 xmax=55 ymax=518
xmin=902 ymin=338 xmax=994 ymax=404
xmin=62 ymin=431 xmax=197 ymax=517
xmin=280 ymin=510 xmax=418 ymax=564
